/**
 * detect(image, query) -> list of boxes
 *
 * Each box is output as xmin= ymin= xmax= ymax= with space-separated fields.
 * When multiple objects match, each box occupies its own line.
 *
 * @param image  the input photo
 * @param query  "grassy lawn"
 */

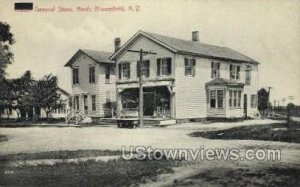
xmin=189 ymin=122 xmax=300 ymax=143
xmin=0 ymin=150 xmax=178 ymax=187
xmin=176 ymin=166 xmax=300 ymax=186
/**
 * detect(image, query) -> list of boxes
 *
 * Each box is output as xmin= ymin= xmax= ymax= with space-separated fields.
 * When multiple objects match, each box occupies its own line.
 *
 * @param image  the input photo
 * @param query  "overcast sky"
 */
xmin=1 ymin=0 xmax=299 ymax=104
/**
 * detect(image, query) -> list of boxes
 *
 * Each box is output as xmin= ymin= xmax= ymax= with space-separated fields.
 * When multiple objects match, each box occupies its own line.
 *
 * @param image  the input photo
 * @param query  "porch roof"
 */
xmin=117 ymin=80 xmax=173 ymax=92
xmin=205 ymin=78 xmax=244 ymax=87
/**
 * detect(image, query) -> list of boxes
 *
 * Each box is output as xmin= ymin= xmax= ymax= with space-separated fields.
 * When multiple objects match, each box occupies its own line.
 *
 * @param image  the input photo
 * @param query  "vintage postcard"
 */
xmin=0 ymin=0 xmax=299 ymax=186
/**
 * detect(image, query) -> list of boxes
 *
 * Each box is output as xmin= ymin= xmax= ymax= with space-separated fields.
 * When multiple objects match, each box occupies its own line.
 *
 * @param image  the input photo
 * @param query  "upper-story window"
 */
xmin=184 ymin=58 xmax=196 ymax=76
xmin=118 ymin=62 xmax=130 ymax=79
xmin=211 ymin=62 xmax=220 ymax=78
xmin=157 ymin=58 xmax=171 ymax=76
xmin=89 ymin=66 xmax=95 ymax=83
xmin=245 ymin=65 xmax=251 ymax=85
xmin=230 ymin=64 xmax=240 ymax=80
xmin=137 ymin=60 xmax=150 ymax=78
xmin=105 ymin=64 xmax=110 ymax=83
xmin=72 ymin=68 xmax=79 ymax=84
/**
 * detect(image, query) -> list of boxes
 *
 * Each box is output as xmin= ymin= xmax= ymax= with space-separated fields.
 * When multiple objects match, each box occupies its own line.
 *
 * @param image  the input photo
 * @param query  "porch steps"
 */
xmin=100 ymin=118 xmax=176 ymax=126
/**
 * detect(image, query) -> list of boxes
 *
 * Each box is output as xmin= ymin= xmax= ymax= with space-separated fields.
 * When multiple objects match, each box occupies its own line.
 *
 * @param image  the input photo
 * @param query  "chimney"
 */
xmin=192 ymin=31 xmax=199 ymax=42
xmin=114 ymin=37 xmax=121 ymax=52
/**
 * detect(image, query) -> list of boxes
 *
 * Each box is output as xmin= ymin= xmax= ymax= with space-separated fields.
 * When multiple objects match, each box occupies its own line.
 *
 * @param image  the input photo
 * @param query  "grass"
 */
xmin=189 ymin=122 xmax=300 ymax=143
xmin=177 ymin=166 xmax=300 ymax=186
xmin=0 ymin=150 xmax=178 ymax=187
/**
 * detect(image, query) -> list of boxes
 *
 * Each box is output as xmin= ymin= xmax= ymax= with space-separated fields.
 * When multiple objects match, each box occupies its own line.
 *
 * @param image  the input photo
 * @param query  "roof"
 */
xmin=110 ymin=30 xmax=259 ymax=64
xmin=57 ymin=87 xmax=70 ymax=96
xmin=65 ymin=49 xmax=113 ymax=67
xmin=205 ymin=78 xmax=244 ymax=87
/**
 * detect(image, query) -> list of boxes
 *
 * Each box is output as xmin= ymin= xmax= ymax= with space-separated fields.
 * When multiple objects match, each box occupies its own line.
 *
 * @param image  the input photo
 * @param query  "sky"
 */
xmin=0 ymin=0 xmax=299 ymax=105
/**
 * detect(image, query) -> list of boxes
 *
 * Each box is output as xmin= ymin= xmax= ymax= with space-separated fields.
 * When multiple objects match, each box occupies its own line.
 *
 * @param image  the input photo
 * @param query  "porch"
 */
xmin=116 ymin=81 xmax=175 ymax=119
xmin=206 ymin=78 xmax=245 ymax=118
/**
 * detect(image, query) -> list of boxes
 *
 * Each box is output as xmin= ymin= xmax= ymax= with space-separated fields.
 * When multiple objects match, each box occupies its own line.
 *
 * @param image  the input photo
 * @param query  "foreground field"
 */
xmin=0 ymin=119 xmax=299 ymax=186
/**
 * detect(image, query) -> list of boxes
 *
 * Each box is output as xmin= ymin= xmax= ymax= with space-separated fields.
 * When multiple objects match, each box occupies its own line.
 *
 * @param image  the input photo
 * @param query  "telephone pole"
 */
xmin=127 ymin=49 xmax=156 ymax=126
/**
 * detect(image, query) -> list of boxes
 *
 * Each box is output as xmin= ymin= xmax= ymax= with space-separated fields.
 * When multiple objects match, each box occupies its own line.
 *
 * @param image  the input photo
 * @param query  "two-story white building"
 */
xmin=65 ymin=49 xmax=116 ymax=120
xmin=110 ymin=30 xmax=259 ymax=120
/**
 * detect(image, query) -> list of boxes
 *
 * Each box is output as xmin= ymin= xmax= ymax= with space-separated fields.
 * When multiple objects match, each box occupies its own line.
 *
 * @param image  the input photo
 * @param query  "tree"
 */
xmin=31 ymin=74 xmax=60 ymax=119
xmin=0 ymin=21 xmax=15 ymax=79
xmin=258 ymin=88 xmax=269 ymax=114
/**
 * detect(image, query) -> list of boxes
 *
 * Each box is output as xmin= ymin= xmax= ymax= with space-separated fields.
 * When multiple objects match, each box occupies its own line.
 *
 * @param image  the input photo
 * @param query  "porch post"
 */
xmin=170 ymin=93 xmax=175 ymax=118
xmin=116 ymin=89 xmax=122 ymax=118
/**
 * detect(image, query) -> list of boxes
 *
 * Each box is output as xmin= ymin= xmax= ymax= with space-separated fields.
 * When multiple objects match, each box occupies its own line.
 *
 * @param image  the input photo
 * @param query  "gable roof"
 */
xmin=57 ymin=87 xmax=70 ymax=96
xmin=110 ymin=30 xmax=259 ymax=64
xmin=65 ymin=49 xmax=113 ymax=67
xmin=205 ymin=78 xmax=244 ymax=87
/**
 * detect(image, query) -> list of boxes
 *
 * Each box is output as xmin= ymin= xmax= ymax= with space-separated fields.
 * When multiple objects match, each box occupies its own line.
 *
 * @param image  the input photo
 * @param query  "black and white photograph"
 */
xmin=0 ymin=0 xmax=299 ymax=186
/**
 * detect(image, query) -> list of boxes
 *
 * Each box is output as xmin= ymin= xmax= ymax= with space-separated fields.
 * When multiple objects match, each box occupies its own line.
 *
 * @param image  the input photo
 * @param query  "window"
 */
xmin=105 ymin=64 xmax=110 ymax=83
xmin=251 ymin=94 xmax=257 ymax=108
xmin=229 ymin=90 xmax=242 ymax=108
xmin=185 ymin=58 xmax=196 ymax=76
xmin=89 ymin=66 xmax=95 ymax=83
xmin=230 ymin=64 xmax=240 ymax=80
xmin=137 ymin=60 xmax=150 ymax=78
xmin=72 ymin=68 xmax=79 ymax=84
xmin=157 ymin=58 xmax=171 ymax=76
xmin=211 ymin=62 xmax=220 ymax=78
xmin=74 ymin=96 xmax=79 ymax=110
xmin=245 ymin=65 xmax=251 ymax=85
xmin=91 ymin=95 xmax=96 ymax=111
xmin=118 ymin=62 xmax=130 ymax=79
xmin=209 ymin=90 xmax=224 ymax=108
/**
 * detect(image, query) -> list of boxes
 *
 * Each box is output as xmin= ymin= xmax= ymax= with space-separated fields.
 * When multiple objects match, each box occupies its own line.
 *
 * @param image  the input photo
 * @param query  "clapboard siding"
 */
xmin=98 ymin=63 xmax=116 ymax=117
xmin=71 ymin=53 xmax=116 ymax=117
xmin=175 ymin=55 xmax=210 ymax=119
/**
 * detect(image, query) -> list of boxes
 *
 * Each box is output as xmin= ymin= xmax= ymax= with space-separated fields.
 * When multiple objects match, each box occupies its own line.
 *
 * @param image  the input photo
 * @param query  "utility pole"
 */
xmin=282 ymin=97 xmax=286 ymax=108
xmin=266 ymin=86 xmax=273 ymax=115
xmin=127 ymin=49 xmax=156 ymax=126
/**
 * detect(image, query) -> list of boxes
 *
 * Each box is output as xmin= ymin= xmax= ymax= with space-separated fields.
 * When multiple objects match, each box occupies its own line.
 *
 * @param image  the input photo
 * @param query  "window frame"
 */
xmin=89 ymin=65 xmax=96 ymax=84
xmin=209 ymin=89 xmax=224 ymax=109
xmin=229 ymin=64 xmax=241 ymax=80
xmin=72 ymin=67 xmax=79 ymax=85
xmin=184 ymin=58 xmax=196 ymax=76
xmin=137 ymin=60 xmax=150 ymax=78
xmin=157 ymin=57 xmax=172 ymax=76
xmin=229 ymin=89 xmax=242 ymax=108
xmin=119 ymin=62 xmax=131 ymax=79
xmin=91 ymin=95 xmax=96 ymax=111
xmin=245 ymin=65 xmax=251 ymax=85
xmin=211 ymin=62 xmax=220 ymax=78
xmin=105 ymin=64 xmax=110 ymax=83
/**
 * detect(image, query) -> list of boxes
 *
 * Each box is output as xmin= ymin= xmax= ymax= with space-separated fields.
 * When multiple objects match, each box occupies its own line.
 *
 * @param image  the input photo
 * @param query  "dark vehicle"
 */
xmin=117 ymin=118 xmax=139 ymax=128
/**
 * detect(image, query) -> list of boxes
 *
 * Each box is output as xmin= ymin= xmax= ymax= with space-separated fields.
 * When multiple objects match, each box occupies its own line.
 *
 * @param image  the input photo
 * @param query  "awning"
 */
xmin=205 ymin=78 xmax=244 ymax=87
xmin=117 ymin=80 xmax=174 ymax=93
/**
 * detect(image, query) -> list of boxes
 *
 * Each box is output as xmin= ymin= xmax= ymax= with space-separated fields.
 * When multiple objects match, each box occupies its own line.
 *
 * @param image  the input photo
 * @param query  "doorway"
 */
xmin=143 ymin=92 xmax=155 ymax=116
xmin=83 ymin=95 xmax=88 ymax=115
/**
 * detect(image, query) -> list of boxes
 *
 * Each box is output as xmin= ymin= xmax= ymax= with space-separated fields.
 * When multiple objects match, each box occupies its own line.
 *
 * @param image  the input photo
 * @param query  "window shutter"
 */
xmin=184 ymin=58 xmax=188 ymax=75
xmin=128 ymin=63 xmax=131 ymax=78
xmin=137 ymin=61 xmax=140 ymax=77
xmin=192 ymin=59 xmax=196 ymax=76
xmin=157 ymin=59 xmax=161 ymax=76
xmin=167 ymin=58 xmax=171 ymax=75
xmin=118 ymin=64 xmax=121 ymax=79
